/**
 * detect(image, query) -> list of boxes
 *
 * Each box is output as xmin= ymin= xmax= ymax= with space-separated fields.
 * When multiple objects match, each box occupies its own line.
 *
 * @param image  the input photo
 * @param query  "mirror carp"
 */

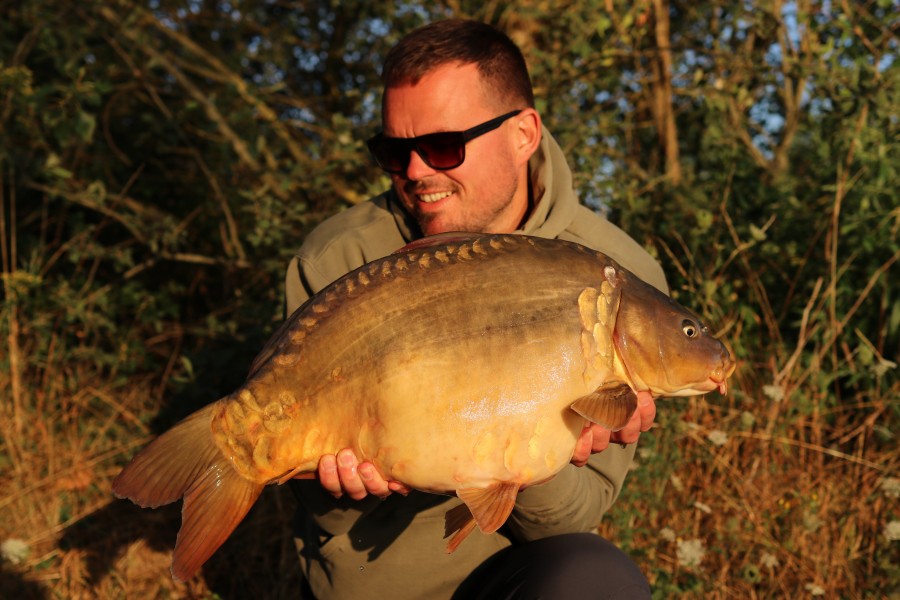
xmin=113 ymin=233 xmax=735 ymax=580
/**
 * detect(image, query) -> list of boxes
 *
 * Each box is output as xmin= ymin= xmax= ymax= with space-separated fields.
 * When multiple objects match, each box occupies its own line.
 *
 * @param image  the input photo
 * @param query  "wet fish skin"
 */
xmin=112 ymin=233 xmax=735 ymax=581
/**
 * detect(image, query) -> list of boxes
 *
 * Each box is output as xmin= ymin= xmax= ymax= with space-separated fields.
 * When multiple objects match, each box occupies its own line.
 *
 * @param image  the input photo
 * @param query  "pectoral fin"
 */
xmin=444 ymin=481 xmax=519 ymax=553
xmin=570 ymin=382 xmax=638 ymax=431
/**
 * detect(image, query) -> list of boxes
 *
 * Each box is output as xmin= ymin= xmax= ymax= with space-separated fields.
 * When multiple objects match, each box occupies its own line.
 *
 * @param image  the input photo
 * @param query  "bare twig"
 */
xmin=86 ymin=386 xmax=150 ymax=435
xmin=785 ymin=249 xmax=899 ymax=397
xmin=1 ymin=162 xmax=25 ymax=437
xmin=720 ymin=200 xmax=782 ymax=345
xmin=731 ymin=431 xmax=887 ymax=472
xmin=650 ymin=0 xmax=681 ymax=185
xmin=140 ymin=8 xmax=309 ymax=165
xmin=26 ymin=181 xmax=147 ymax=244
xmin=777 ymin=277 xmax=824 ymax=384
xmin=0 ymin=435 xmax=152 ymax=513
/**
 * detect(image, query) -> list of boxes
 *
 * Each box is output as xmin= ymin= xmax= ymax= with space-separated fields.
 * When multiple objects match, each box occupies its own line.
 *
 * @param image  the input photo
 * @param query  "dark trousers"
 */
xmin=451 ymin=533 xmax=651 ymax=600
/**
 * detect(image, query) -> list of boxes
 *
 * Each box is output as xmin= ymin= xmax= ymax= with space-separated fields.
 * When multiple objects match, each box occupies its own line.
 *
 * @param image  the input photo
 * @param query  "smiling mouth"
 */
xmin=418 ymin=191 xmax=453 ymax=203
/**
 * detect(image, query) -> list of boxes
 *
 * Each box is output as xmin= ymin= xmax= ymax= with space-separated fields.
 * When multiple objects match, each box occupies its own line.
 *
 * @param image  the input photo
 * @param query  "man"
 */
xmin=286 ymin=18 xmax=665 ymax=599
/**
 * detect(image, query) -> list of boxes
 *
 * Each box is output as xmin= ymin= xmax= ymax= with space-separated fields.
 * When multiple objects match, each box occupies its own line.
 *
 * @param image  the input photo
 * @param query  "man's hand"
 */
xmin=317 ymin=449 xmax=411 ymax=500
xmin=570 ymin=392 xmax=656 ymax=467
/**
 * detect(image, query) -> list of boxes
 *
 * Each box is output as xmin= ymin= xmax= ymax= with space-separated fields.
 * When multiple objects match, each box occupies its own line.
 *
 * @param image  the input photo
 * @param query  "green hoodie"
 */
xmin=285 ymin=129 xmax=667 ymax=599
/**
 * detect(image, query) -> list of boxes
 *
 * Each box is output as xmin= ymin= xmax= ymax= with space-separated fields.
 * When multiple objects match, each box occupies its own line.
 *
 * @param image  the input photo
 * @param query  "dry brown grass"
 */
xmin=599 ymin=389 xmax=899 ymax=599
xmin=2 ymin=364 xmax=895 ymax=598
xmin=0 ymin=371 xmax=303 ymax=599
xmin=1 ymin=306 xmax=897 ymax=599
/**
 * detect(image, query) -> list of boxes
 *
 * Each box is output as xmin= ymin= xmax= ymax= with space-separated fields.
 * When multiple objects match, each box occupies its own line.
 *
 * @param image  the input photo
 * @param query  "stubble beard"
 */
xmin=410 ymin=177 xmax=520 ymax=236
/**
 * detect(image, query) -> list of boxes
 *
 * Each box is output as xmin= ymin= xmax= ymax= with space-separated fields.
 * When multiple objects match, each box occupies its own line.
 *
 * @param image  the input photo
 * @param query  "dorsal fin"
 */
xmin=246 ymin=320 xmax=291 ymax=380
xmin=245 ymin=299 xmax=312 ymax=379
xmin=394 ymin=232 xmax=486 ymax=253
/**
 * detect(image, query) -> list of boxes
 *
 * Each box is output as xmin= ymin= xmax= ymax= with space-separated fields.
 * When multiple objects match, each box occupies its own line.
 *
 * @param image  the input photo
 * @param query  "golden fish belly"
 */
xmin=372 ymin=398 xmax=587 ymax=492
xmin=342 ymin=319 xmax=595 ymax=491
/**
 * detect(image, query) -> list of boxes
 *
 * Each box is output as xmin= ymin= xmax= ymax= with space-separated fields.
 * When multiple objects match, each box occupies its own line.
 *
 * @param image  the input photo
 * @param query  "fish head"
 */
xmin=611 ymin=275 xmax=735 ymax=398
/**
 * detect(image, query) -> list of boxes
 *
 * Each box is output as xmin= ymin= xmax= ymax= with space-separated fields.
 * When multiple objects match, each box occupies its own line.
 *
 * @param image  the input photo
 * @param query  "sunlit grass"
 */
xmin=0 ymin=365 xmax=303 ymax=599
xmin=600 ymin=388 xmax=898 ymax=598
xmin=2 ymin=354 xmax=896 ymax=598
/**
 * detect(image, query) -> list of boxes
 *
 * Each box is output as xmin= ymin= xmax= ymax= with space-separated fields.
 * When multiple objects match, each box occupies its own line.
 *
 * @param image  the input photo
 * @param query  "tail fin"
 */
xmin=112 ymin=402 xmax=265 ymax=581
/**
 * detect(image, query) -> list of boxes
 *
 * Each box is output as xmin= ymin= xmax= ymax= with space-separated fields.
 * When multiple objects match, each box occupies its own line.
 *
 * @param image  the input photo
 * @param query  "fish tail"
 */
xmin=112 ymin=402 xmax=265 ymax=581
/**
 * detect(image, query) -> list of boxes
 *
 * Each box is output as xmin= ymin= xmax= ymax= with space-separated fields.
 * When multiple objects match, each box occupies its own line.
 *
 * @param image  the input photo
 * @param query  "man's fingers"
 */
xmin=571 ymin=424 xmax=594 ymax=467
xmin=319 ymin=450 xmax=402 ymax=500
xmin=318 ymin=454 xmax=343 ymax=498
xmin=610 ymin=411 xmax=641 ymax=444
xmin=590 ymin=424 xmax=611 ymax=453
xmin=637 ymin=391 xmax=656 ymax=432
xmin=388 ymin=481 xmax=411 ymax=495
xmin=358 ymin=462 xmax=392 ymax=499
xmin=336 ymin=448 xmax=368 ymax=500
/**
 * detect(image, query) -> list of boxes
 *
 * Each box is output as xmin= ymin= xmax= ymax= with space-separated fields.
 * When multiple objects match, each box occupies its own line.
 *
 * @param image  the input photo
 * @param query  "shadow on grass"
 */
xmin=60 ymin=485 xmax=304 ymax=598
xmin=57 ymin=312 xmax=306 ymax=596
xmin=0 ymin=563 xmax=48 ymax=600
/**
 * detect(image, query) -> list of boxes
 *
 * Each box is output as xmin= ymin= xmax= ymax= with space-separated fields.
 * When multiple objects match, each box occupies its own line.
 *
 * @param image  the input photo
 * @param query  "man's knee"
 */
xmin=454 ymin=532 xmax=650 ymax=600
xmin=528 ymin=533 xmax=650 ymax=599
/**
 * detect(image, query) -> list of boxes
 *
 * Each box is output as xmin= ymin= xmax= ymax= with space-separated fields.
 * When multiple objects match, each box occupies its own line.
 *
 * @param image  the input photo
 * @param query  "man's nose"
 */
xmin=403 ymin=148 xmax=438 ymax=180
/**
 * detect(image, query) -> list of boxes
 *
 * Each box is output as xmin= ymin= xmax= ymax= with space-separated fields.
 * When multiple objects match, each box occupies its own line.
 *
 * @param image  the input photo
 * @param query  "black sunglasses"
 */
xmin=366 ymin=110 xmax=523 ymax=174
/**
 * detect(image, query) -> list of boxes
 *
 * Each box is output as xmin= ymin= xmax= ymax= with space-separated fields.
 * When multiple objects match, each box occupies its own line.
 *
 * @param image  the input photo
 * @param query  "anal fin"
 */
xmin=570 ymin=382 xmax=637 ymax=431
xmin=445 ymin=481 xmax=519 ymax=553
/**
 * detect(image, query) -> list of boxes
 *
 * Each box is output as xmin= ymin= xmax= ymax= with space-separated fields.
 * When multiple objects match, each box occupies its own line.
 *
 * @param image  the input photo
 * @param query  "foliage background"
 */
xmin=1 ymin=0 xmax=897 ymax=597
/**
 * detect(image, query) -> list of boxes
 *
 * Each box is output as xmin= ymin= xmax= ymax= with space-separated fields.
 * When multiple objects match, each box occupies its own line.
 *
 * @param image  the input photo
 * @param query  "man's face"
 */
xmin=382 ymin=62 xmax=533 ymax=236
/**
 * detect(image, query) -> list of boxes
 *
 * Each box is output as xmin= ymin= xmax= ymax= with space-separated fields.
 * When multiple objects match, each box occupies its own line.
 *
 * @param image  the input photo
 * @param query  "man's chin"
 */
xmin=418 ymin=218 xmax=462 ymax=237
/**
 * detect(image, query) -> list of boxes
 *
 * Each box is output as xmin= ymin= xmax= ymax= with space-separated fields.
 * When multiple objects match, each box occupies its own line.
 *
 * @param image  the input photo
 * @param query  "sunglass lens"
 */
xmin=417 ymin=132 xmax=465 ymax=170
xmin=368 ymin=131 xmax=467 ymax=173
xmin=369 ymin=137 xmax=411 ymax=173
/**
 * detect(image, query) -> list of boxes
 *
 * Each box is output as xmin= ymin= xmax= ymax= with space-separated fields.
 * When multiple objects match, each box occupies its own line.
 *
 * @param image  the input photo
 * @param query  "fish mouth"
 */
xmin=713 ymin=378 xmax=728 ymax=395
xmin=650 ymin=378 xmax=720 ymax=397
xmin=709 ymin=360 xmax=737 ymax=395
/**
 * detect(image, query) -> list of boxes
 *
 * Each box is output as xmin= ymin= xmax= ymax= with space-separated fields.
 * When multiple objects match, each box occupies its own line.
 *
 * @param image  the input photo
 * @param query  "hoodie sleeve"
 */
xmin=505 ymin=444 xmax=636 ymax=541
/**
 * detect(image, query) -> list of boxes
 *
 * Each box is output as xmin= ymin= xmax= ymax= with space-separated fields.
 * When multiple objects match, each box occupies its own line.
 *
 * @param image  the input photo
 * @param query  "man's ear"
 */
xmin=513 ymin=108 xmax=542 ymax=166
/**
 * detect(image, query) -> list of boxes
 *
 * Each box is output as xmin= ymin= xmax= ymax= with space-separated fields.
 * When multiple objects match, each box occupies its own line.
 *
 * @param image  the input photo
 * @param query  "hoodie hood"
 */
xmin=518 ymin=126 xmax=579 ymax=239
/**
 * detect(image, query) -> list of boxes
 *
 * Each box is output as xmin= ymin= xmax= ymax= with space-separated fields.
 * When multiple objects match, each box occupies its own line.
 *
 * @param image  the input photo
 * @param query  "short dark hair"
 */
xmin=382 ymin=19 xmax=535 ymax=109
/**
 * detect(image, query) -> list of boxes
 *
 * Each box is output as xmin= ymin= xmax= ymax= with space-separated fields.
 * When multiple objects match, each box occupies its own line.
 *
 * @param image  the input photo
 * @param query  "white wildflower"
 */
xmin=881 ymin=477 xmax=900 ymax=499
xmin=805 ymin=583 xmax=826 ymax=596
xmin=676 ymin=538 xmax=705 ymax=568
xmin=760 ymin=552 xmax=779 ymax=570
xmin=707 ymin=429 xmax=729 ymax=446
xmin=660 ymin=527 xmax=676 ymax=542
xmin=763 ymin=384 xmax=784 ymax=402
xmin=694 ymin=501 xmax=713 ymax=514
xmin=0 ymin=538 xmax=30 ymax=565
xmin=740 ymin=411 xmax=756 ymax=428
xmin=885 ymin=520 xmax=900 ymax=542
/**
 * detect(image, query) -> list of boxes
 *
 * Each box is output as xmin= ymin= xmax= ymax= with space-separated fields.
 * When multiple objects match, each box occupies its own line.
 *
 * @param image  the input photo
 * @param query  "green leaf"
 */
xmin=749 ymin=224 xmax=767 ymax=241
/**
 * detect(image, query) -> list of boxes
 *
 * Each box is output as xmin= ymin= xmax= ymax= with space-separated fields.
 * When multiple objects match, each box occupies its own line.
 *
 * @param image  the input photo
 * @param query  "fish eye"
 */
xmin=682 ymin=320 xmax=698 ymax=338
